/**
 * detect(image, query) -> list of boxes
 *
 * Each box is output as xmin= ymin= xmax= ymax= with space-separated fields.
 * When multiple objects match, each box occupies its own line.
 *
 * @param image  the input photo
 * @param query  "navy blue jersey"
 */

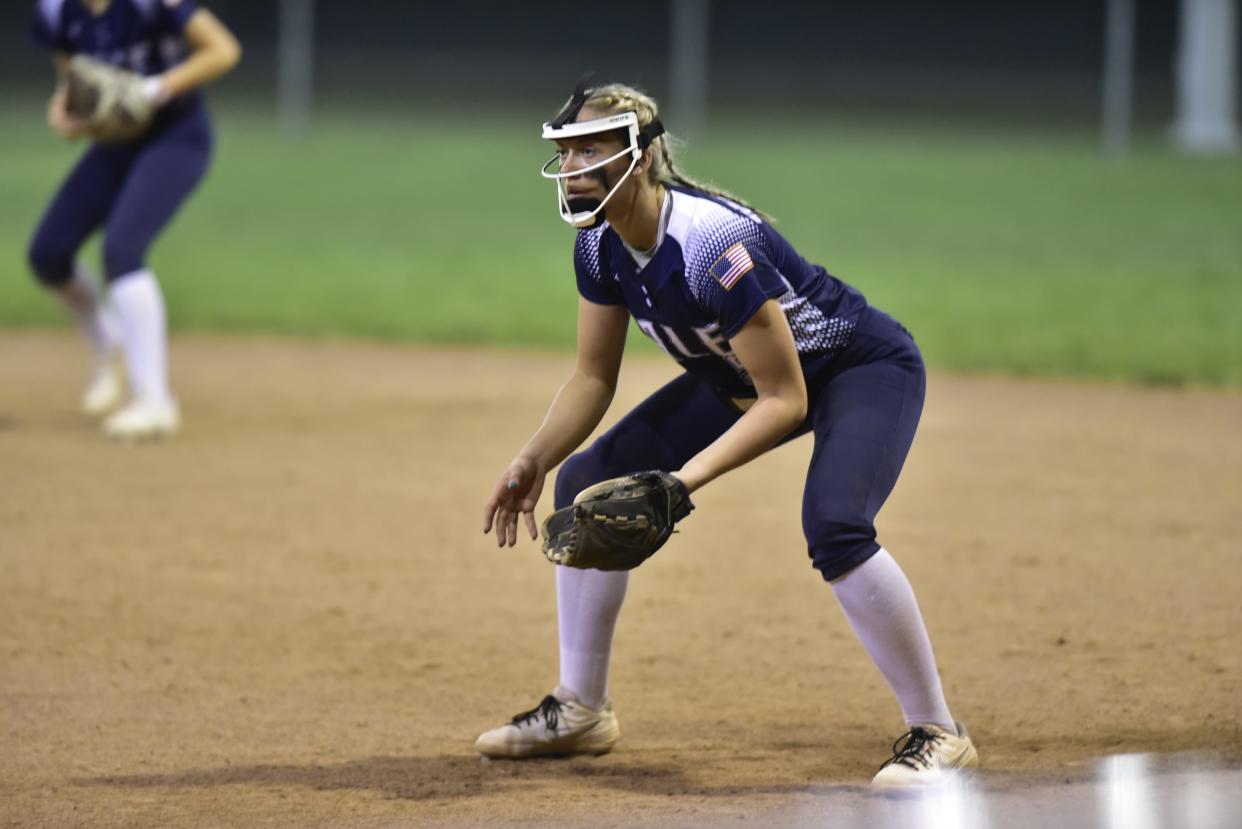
xmin=574 ymin=185 xmax=869 ymax=397
xmin=32 ymin=0 xmax=200 ymax=76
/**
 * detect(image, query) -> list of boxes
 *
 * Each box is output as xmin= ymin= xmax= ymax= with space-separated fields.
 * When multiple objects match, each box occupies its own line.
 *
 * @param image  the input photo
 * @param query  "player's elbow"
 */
xmin=756 ymin=385 xmax=807 ymax=430
xmin=778 ymin=383 xmax=809 ymax=427
xmin=204 ymin=27 xmax=242 ymax=73
xmin=219 ymin=36 xmax=242 ymax=72
xmin=786 ymin=391 xmax=808 ymax=427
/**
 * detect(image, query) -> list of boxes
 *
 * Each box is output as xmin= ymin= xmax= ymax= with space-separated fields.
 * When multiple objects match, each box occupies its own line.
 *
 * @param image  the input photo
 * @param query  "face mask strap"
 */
xmin=549 ymin=72 xmax=597 ymax=129
xmin=638 ymin=119 xmax=665 ymax=150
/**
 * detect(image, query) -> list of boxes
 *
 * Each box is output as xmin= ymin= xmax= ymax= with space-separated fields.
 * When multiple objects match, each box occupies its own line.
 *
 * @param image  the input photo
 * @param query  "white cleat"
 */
xmin=872 ymin=722 xmax=979 ymax=790
xmin=102 ymin=397 xmax=180 ymax=440
xmin=81 ymin=357 xmax=126 ymax=417
xmin=475 ymin=686 xmax=620 ymax=759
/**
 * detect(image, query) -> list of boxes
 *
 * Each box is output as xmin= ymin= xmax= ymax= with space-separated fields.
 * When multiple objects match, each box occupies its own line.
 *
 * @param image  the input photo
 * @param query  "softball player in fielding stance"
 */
xmin=27 ymin=0 xmax=240 ymax=438
xmin=480 ymin=80 xmax=979 ymax=788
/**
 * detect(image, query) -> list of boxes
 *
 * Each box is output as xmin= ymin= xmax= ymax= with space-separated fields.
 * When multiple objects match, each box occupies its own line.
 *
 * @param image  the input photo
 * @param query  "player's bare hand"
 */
xmin=483 ymin=455 xmax=546 ymax=547
xmin=47 ymin=88 xmax=88 ymax=140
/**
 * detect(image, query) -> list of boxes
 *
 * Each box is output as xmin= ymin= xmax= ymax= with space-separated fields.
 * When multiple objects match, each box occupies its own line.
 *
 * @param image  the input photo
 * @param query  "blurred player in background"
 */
xmin=27 ymin=0 xmax=241 ymax=438
xmin=479 ymin=80 xmax=978 ymax=788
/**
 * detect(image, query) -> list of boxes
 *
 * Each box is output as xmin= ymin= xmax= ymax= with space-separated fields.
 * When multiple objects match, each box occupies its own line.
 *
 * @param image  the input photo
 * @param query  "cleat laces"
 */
xmin=511 ymin=695 xmax=566 ymax=732
xmin=879 ymin=727 xmax=943 ymax=772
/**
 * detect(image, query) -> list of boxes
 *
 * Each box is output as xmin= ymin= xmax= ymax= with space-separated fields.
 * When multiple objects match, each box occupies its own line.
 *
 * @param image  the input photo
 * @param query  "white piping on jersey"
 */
xmin=663 ymin=188 xmax=770 ymax=309
xmin=38 ymin=0 xmax=65 ymax=30
xmin=664 ymin=186 xmax=700 ymax=246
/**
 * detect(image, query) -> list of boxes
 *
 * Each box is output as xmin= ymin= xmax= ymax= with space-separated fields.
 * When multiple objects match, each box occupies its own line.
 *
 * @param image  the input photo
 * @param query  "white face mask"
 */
xmin=541 ymin=112 xmax=645 ymax=228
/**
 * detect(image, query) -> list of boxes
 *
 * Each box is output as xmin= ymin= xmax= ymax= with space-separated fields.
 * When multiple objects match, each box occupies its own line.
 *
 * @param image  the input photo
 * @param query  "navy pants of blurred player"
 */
xmin=555 ymin=306 xmax=926 ymax=582
xmin=27 ymin=102 xmax=213 ymax=286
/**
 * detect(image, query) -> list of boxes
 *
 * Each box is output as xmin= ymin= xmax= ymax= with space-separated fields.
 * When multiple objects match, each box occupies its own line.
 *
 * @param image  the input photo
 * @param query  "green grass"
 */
xmin=2 ymin=103 xmax=1240 ymax=386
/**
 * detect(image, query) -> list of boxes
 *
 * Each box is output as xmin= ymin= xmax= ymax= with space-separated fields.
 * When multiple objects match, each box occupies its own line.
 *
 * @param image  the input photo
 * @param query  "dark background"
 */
xmin=1 ymin=1 xmax=1206 ymax=126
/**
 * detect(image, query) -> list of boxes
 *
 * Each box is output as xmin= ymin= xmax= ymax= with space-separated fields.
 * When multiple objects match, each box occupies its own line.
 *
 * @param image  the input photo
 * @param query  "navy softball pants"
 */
xmin=27 ymin=102 xmax=213 ymax=286
xmin=555 ymin=307 xmax=927 ymax=581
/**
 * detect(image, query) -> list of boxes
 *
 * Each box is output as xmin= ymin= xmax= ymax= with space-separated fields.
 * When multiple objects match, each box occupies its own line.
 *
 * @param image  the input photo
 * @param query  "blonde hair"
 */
xmin=557 ymin=82 xmax=769 ymax=220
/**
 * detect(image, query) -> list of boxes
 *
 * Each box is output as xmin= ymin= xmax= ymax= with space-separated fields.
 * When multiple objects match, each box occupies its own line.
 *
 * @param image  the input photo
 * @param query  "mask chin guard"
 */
xmin=540 ymin=78 xmax=666 ymax=228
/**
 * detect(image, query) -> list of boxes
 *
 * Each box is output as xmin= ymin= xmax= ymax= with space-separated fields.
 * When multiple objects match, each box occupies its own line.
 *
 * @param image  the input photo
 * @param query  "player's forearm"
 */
xmin=159 ymin=41 xmax=240 ymax=97
xmin=675 ymin=393 xmax=806 ymax=492
xmin=518 ymin=373 xmax=616 ymax=473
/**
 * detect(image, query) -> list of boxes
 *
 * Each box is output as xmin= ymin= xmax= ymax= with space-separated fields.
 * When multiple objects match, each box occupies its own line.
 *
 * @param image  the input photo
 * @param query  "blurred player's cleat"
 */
xmin=102 ymin=397 xmax=180 ymax=440
xmin=474 ymin=686 xmax=620 ymax=758
xmin=872 ymin=722 xmax=979 ymax=789
xmin=81 ymin=356 xmax=125 ymax=417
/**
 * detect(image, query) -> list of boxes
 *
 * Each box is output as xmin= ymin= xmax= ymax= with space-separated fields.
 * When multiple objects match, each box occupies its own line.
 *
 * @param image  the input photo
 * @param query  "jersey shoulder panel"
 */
xmin=666 ymin=189 xmax=770 ymax=306
xmin=155 ymin=0 xmax=200 ymax=30
xmin=34 ymin=0 xmax=67 ymax=38
xmin=574 ymin=224 xmax=607 ymax=281
xmin=130 ymin=0 xmax=160 ymax=20
xmin=573 ymin=223 xmax=622 ymax=305
xmin=133 ymin=0 xmax=199 ymax=30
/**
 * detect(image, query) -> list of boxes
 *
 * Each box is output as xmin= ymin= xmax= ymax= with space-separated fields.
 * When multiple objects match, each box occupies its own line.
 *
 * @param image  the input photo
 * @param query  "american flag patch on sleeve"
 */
xmin=708 ymin=242 xmax=755 ymax=290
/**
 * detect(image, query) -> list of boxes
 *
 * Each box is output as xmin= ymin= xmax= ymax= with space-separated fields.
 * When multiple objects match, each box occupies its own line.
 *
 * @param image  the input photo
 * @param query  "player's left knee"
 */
xmin=27 ymin=218 xmax=85 ymax=286
xmin=806 ymin=520 xmax=880 ymax=582
xmin=102 ymin=234 xmax=148 ymax=282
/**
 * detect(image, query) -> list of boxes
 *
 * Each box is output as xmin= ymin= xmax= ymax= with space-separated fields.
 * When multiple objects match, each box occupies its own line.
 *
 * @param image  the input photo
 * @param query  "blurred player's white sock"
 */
xmin=55 ymin=263 xmax=121 ymax=362
xmin=557 ymin=566 xmax=629 ymax=710
xmin=110 ymin=269 xmax=173 ymax=406
xmin=832 ymin=548 xmax=956 ymax=732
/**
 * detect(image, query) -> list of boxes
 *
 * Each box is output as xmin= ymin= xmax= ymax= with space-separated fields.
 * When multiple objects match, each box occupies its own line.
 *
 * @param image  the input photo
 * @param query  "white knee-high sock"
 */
xmin=557 ymin=566 xmax=629 ymax=710
xmin=831 ymin=548 xmax=956 ymax=731
xmin=54 ymin=263 xmax=120 ymax=362
xmin=110 ymin=269 xmax=172 ymax=406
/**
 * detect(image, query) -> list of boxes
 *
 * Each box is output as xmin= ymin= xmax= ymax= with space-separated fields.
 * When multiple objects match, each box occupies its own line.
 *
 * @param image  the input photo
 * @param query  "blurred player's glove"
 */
xmin=65 ymin=55 xmax=160 ymax=143
xmin=541 ymin=471 xmax=694 ymax=571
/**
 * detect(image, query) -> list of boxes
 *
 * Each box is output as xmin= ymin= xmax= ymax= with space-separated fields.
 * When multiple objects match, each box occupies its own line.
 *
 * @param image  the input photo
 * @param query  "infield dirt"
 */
xmin=2 ymin=331 xmax=1239 ymax=828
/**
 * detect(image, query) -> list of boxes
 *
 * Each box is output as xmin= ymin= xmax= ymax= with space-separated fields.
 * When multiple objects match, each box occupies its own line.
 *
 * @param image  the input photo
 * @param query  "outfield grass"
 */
xmin=2 ymin=104 xmax=1239 ymax=386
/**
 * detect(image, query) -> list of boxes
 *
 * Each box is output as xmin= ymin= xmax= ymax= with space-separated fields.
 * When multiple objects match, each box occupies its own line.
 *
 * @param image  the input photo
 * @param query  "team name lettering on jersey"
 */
xmin=635 ymin=318 xmax=750 ymax=379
